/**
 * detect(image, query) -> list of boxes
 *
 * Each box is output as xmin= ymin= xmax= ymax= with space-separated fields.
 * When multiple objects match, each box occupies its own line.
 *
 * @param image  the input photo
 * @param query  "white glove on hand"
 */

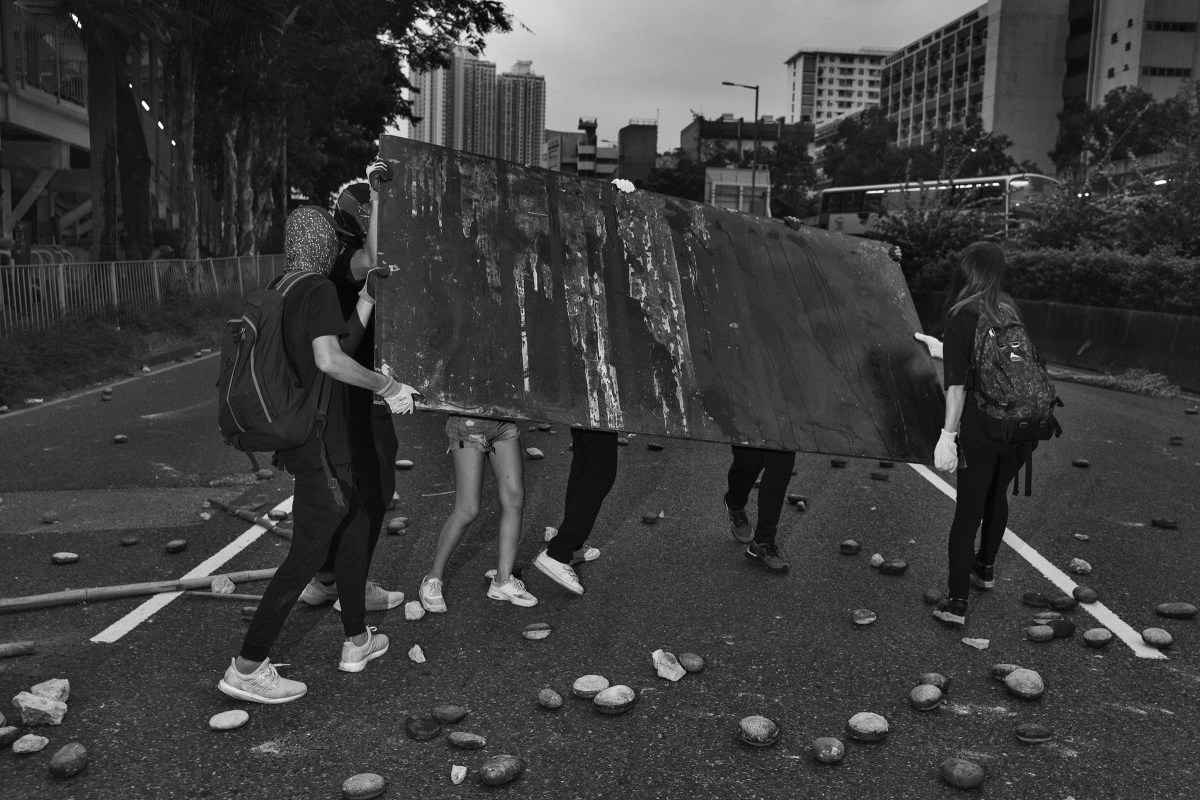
xmin=914 ymin=332 xmax=944 ymax=360
xmin=611 ymin=178 xmax=635 ymax=193
xmin=378 ymin=375 xmax=417 ymax=415
xmin=934 ymin=428 xmax=958 ymax=472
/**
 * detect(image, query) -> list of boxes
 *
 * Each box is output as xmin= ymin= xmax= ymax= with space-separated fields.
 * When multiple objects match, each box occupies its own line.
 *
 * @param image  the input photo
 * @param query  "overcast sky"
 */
xmin=477 ymin=0 xmax=984 ymax=150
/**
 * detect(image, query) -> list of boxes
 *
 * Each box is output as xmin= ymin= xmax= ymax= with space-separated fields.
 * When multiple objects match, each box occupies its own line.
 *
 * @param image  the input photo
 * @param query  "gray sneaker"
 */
xmin=218 ymin=658 xmax=307 ymax=704
xmin=338 ymin=627 xmax=390 ymax=673
xmin=299 ymin=577 xmax=338 ymax=606
xmin=745 ymin=541 xmax=789 ymax=572
xmin=725 ymin=500 xmax=753 ymax=543
xmin=334 ymin=580 xmax=404 ymax=612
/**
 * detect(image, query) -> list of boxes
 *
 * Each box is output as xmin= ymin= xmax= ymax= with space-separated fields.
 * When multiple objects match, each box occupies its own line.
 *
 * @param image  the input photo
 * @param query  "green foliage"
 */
xmin=638 ymin=149 xmax=705 ymax=202
xmin=869 ymin=202 xmax=997 ymax=291
xmin=1003 ymin=247 xmax=1200 ymax=314
xmin=1050 ymin=85 xmax=1193 ymax=170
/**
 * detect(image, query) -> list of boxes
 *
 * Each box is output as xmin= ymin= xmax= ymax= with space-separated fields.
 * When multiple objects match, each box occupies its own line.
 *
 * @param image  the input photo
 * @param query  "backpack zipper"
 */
xmin=242 ymin=315 xmax=273 ymax=424
xmin=225 ymin=320 xmax=248 ymax=433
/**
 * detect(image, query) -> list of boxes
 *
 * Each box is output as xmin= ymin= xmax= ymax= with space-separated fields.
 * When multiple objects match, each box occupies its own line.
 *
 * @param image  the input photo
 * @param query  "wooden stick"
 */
xmin=184 ymin=591 xmax=265 ymax=602
xmin=0 ymin=568 xmax=277 ymax=614
xmin=207 ymin=497 xmax=292 ymax=541
xmin=0 ymin=641 xmax=36 ymax=658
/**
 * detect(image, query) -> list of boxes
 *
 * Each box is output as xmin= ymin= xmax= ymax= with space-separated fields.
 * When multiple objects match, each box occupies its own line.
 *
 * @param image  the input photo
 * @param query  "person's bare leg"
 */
xmin=489 ymin=438 xmax=525 ymax=584
xmin=427 ymin=447 xmax=485 ymax=580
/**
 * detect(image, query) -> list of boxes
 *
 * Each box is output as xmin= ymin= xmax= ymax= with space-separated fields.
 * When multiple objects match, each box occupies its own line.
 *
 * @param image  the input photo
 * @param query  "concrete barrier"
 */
xmin=913 ymin=292 xmax=1200 ymax=392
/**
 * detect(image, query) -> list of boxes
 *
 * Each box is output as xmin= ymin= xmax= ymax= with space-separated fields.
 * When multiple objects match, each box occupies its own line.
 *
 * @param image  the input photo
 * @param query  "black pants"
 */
xmin=320 ymin=389 xmax=397 ymax=572
xmin=547 ymin=428 xmax=618 ymax=563
xmin=241 ymin=463 xmax=369 ymax=662
xmin=946 ymin=436 xmax=1021 ymax=599
xmin=724 ymin=445 xmax=796 ymax=545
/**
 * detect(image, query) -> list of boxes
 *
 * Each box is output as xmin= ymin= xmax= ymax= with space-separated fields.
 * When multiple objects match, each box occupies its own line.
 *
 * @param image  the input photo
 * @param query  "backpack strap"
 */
xmin=312 ymin=372 xmax=346 ymax=508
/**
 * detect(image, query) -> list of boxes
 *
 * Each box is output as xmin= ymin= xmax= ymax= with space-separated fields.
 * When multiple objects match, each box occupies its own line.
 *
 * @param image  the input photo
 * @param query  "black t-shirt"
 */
xmin=330 ymin=246 xmax=375 ymax=369
xmin=273 ymin=274 xmax=352 ymax=471
xmin=942 ymin=307 xmax=979 ymax=392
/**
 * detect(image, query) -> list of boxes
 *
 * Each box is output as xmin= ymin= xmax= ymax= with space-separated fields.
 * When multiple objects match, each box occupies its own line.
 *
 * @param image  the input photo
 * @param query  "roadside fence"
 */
xmin=0 ymin=255 xmax=285 ymax=338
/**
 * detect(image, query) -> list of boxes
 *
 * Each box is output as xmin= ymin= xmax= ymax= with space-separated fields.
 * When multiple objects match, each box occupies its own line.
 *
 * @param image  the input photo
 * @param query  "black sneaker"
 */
xmin=970 ymin=560 xmax=995 ymax=590
xmin=745 ymin=541 xmax=789 ymax=572
xmin=725 ymin=500 xmax=753 ymax=543
xmin=933 ymin=598 xmax=968 ymax=626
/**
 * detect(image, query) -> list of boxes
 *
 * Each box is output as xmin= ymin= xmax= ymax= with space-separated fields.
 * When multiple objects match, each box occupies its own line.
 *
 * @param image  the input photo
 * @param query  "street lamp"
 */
xmin=722 ymin=80 xmax=760 ymax=213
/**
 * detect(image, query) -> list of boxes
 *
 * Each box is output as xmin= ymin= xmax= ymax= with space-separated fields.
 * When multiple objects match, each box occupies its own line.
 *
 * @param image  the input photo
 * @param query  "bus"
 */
xmin=817 ymin=173 xmax=1059 ymax=235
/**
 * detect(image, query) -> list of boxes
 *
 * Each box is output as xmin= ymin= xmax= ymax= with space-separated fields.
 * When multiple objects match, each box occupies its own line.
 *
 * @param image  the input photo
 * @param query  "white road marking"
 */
xmin=140 ymin=400 xmax=212 ymax=420
xmin=909 ymin=463 xmax=1167 ymax=660
xmin=91 ymin=495 xmax=292 ymax=644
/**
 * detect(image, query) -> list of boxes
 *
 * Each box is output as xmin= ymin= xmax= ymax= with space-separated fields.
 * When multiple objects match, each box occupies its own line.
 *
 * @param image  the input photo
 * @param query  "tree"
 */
xmin=638 ymin=149 xmax=705 ymax=202
xmin=1049 ymin=86 xmax=1193 ymax=172
xmin=756 ymin=135 xmax=816 ymax=218
xmin=820 ymin=108 xmax=910 ymax=186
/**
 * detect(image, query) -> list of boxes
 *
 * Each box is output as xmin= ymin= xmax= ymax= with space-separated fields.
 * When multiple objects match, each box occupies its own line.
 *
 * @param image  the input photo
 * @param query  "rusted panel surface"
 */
xmin=375 ymin=135 xmax=942 ymax=461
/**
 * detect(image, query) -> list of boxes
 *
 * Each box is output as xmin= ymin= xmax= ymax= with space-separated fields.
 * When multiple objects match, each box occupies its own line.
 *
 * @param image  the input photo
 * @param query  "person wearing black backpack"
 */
xmin=931 ymin=241 xmax=1042 ymax=628
xmin=218 ymin=204 xmax=418 ymax=705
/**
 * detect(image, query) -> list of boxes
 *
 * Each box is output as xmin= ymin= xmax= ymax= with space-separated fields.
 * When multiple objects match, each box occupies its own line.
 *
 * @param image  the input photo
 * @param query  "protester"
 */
xmin=418 ymin=415 xmax=536 ymax=612
xmin=723 ymin=445 xmax=796 ymax=572
xmin=299 ymin=161 xmax=405 ymax=613
xmin=218 ymin=204 xmax=417 ymax=704
xmin=931 ymin=241 xmax=1025 ymax=627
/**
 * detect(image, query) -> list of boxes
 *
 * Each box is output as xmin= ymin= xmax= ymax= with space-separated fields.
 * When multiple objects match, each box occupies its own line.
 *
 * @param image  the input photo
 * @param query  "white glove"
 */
xmin=914 ymin=332 xmax=944 ymax=360
xmin=934 ymin=428 xmax=958 ymax=472
xmin=611 ymin=178 xmax=635 ymax=193
xmin=378 ymin=375 xmax=417 ymax=415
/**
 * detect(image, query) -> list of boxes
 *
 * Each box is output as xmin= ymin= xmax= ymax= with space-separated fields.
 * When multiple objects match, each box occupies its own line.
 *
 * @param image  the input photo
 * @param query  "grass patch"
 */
xmin=0 ymin=293 xmax=240 ymax=406
xmin=1053 ymin=367 xmax=1181 ymax=398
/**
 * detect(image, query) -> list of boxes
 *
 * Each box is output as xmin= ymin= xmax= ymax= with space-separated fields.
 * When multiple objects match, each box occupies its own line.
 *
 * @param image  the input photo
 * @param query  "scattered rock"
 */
xmin=839 ymin=539 xmax=861 ymax=555
xmin=869 ymin=553 xmax=885 ymax=568
xmin=31 ymin=679 xmax=69 ymax=703
xmin=477 ymin=754 xmax=526 ymax=786
xmin=1074 ymin=533 xmax=1090 ymax=541
xmin=647 ymin=442 xmax=664 ymax=451
xmin=1142 ymin=628 xmax=1173 ymax=648
xmin=1071 ymin=458 xmax=1090 ymax=468
xmin=50 ymin=552 xmax=79 ymax=565
xmin=1026 ymin=625 xmax=1055 ymax=642
xmin=165 ymin=539 xmax=187 ymax=554
xmin=852 ymin=609 xmax=877 ymax=626
xmin=140 ymin=364 xmax=151 ymax=373
xmin=209 ymin=710 xmax=249 ymax=730
xmin=525 ymin=447 xmax=544 ymax=460
xmin=404 ymin=713 xmax=440 ymax=741
xmin=739 ymin=715 xmax=780 ymax=747
xmin=41 ymin=511 xmax=59 ymax=524
xmin=404 ymin=601 xmax=425 ymax=620
xmin=923 ymin=588 xmax=944 ymax=605
xmin=1014 ymin=722 xmax=1053 ymax=743
xmin=1083 ymin=628 xmax=1113 ymax=648
xmin=394 ymin=459 xmax=414 ymax=470
xmin=13 ymin=691 xmax=67 ymax=726
xmin=1004 ymin=668 xmax=1045 ymax=700
xmin=102 ymin=387 xmax=114 ymax=395
xmin=810 ymin=736 xmax=845 ymax=764
xmin=786 ymin=493 xmax=806 ymax=505
xmin=1031 ymin=611 xmax=1063 ymax=625
xmin=909 ymin=684 xmax=943 ymax=711
xmin=652 ymin=649 xmax=686 ymax=681
xmin=920 ymin=673 xmax=951 ymax=691
xmin=678 ymin=653 xmax=705 ymax=673
xmin=1151 ymin=518 xmax=1179 ymax=530
xmin=386 ymin=517 xmax=407 ymax=534
xmin=255 ymin=468 xmax=274 ymax=480
xmin=240 ymin=605 xmax=257 ymax=621
xmin=0 ymin=727 xmax=19 ymax=747
xmin=869 ymin=471 xmax=889 ymax=481
xmin=594 ymin=685 xmax=637 ymax=714
xmin=13 ymin=734 xmax=50 ymax=754
xmin=1073 ymin=585 xmax=1099 ymax=603
xmin=451 ymin=765 xmax=467 ymax=785
xmin=523 ymin=622 xmax=552 ymax=640
xmin=112 ymin=434 xmax=129 ymax=444
xmin=120 ymin=536 xmax=139 ymax=546
xmin=846 ymin=712 xmax=888 ymax=741
xmin=1048 ymin=619 xmax=1076 ymax=639
xmin=617 ymin=437 xmax=629 ymax=446
xmin=210 ymin=575 xmax=235 ymax=594
xmin=1156 ymin=602 xmax=1197 ymax=619
xmin=1186 ymin=407 xmax=1198 ymax=415
xmin=1068 ymin=557 xmax=1092 ymax=574
xmin=961 ymin=637 xmax=990 ymax=650
xmin=447 ymin=731 xmax=486 ymax=749
xmin=1169 ymin=436 xmax=1183 ymax=446
xmin=199 ymin=511 xmax=213 ymax=521
xmin=992 ymin=664 xmax=1021 ymax=681
xmin=1049 ymin=595 xmax=1078 ymax=612
xmin=537 ymin=688 xmax=563 ymax=709
xmin=573 ymin=675 xmax=610 ymax=699
xmin=267 ymin=509 xmax=289 ymax=521
xmin=430 ymin=704 xmax=468 ymax=724
xmin=408 ymin=644 xmax=426 ymax=663
xmin=536 ymin=422 xmax=552 ymax=432
xmin=940 ymin=757 xmax=985 ymax=789
xmin=641 ymin=513 xmax=658 ymax=525
xmin=878 ymin=559 xmax=908 ymax=575
xmin=342 ymin=772 xmax=386 ymax=800
xmin=1021 ymin=591 xmax=1049 ymax=608
xmin=830 ymin=458 xmax=847 ymax=468
xmin=544 ymin=526 xmax=557 ymax=542
xmin=878 ymin=460 xmax=895 ymax=469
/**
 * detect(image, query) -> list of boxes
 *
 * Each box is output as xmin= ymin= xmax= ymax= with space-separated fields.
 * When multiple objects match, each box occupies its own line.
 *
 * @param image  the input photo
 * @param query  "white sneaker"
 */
xmin=571 ymin=546 xmax=601 ymax=565
xmin=487 ymin=576 xmax=539 ymax=607
xmin=420 ymin=575 xmax=447 ymax=613
xmin=218 ymin=658 xmax=307 ymax=704
xmin=533 ymin=550 xmax=584 ymax=596
xmin=338 ymin=626 xmax=390 ymax=673
xmin=299 ymin=578 xmax=338 ymax=606
xmin=333 ymin=580 xmax=404 ymax=612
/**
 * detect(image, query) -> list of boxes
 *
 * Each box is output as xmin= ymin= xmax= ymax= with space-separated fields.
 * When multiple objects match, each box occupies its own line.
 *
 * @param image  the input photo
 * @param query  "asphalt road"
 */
xmin=1 ymin=357 xmax=1197 ymax=800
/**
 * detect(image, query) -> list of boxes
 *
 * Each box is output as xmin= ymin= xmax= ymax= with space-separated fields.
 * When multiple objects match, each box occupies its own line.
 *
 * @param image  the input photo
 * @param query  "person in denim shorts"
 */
xmin=418 ymin=415 xmax=537 ymax=612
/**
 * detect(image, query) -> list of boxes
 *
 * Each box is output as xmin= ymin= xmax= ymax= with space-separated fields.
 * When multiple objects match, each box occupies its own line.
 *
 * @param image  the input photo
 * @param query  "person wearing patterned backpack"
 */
xmin=930 ymin=241 xmax=1062 ymax=628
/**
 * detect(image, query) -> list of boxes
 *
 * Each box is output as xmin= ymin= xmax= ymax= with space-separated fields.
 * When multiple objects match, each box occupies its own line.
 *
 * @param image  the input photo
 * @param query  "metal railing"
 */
xmin=0 ymin=255 xmax=285 ymax=337
xmin=8 ymin=5 xmax=88 ymax=107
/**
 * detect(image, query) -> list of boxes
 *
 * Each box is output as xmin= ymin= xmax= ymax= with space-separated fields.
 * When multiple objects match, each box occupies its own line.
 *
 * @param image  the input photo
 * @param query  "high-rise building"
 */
xmin=575 ymin=118 xmax=619 ymax=179
xmin=617 ymin=119 xmax=658 ymax=182
xmin=496 ymin=61 xmax=546 ymax=166
xmin=783 ymin=47 xmax=893 ymax=125
xmin=409 ymin=45 xmax=497 ymax=157
xmin=543 ymin=129 xmax=584 ymax=173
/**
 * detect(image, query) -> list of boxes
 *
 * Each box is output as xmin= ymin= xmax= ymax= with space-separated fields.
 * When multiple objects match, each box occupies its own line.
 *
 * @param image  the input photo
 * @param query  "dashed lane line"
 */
xmin=91 ymin=495 xmax=293 ymax=644
xmin=909 ymin=463 xmax=1167 ymax=660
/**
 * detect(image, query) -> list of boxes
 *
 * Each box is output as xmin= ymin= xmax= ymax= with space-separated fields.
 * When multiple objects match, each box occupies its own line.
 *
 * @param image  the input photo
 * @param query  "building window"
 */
xmin=1127 ymin=18 xmax=1133 ymax=27
xmin=1144 ymin=66 xmax=1193 ymax=77
xmin=1107 ymin=67 xmax=1115 ymax=77
xmin=1123 ymin=63 xmax=1129 ymax=70
xmin=1110 ymin=32 xmax=1118 ymax=43
xmin=1125 ymin=42 xmax=1131 ymax=50
xmin=1146 ymin=21 xmax=1198 ymax=32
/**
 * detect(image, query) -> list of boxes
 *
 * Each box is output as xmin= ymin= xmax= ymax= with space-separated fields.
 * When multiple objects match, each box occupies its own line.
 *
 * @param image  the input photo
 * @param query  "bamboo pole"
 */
xmin=207 ymin=498 xmax=292 ymax=541
xmin=184 ymin=591 xmax=264 ymax=602
xmin=0 ymin=568 xmax=276 ymax=614
xmin=0 ymin=641 xmax=37 ymax=658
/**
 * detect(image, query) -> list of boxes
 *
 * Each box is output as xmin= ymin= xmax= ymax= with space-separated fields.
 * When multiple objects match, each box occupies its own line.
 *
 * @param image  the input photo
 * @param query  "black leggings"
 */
xmin=547 ymin=428 xmax=618 ymax=563
xmin=241 ymin=463 xmax=369 ymax=662
xmin=946 ymin=438 xmax=1021 ymax=599
xmin=724 ymin=445 xmax=796 ymax=544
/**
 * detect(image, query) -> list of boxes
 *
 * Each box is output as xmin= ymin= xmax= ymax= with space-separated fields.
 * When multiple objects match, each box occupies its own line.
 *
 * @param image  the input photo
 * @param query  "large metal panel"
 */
xmin=375 ymin=135 xmax=942 ymax=461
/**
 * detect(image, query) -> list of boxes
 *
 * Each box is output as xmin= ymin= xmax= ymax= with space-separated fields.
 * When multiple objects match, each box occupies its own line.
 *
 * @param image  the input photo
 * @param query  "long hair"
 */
xmin=944 ymin=241 xmax=1019 ymax=323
